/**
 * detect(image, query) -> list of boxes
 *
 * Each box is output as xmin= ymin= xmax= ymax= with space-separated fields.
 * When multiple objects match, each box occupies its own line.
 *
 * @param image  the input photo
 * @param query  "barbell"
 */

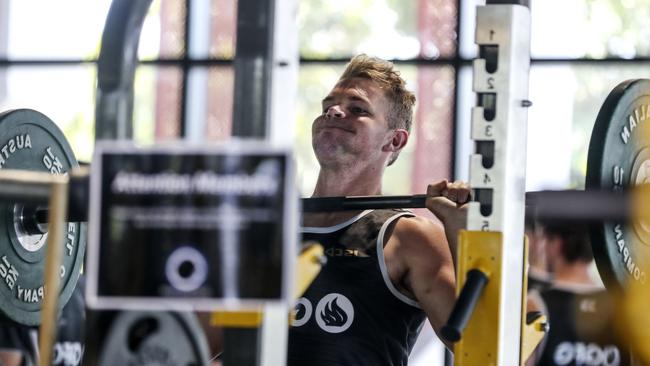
xmin=304 ymin=79 xmax=650 ymax=293
xmin=0 ymin=78 xmax=648 ymax=326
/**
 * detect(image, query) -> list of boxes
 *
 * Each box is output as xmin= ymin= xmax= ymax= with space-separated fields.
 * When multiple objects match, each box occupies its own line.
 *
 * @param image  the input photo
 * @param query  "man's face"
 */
xmin=312 ymin=77 xmax=394 ymax=167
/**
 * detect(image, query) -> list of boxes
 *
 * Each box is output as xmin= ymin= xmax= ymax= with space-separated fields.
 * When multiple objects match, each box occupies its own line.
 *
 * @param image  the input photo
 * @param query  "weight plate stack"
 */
xmin=586 ymin=79 xmax=650 ymax=291
xmin=98 ymin=311 xmax=210 ymax=366
xmin=0 ymin=109 xmax=86 ymax=325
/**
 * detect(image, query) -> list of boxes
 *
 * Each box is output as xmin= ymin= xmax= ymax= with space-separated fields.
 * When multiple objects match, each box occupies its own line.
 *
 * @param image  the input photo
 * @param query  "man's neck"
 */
xmin=312 ymin=164 xmax=384 ymax=197
xmin=304 ymin=164 xmax=384 ymax=227
xmin=552 ymin=261 xmax=594 ymax=285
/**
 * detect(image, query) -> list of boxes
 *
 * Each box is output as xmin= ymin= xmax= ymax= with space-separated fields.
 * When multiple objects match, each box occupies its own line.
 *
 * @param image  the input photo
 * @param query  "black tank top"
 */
xmin=0 ymin=276 xmax=85 ymax=366
xmin=288 ymin=209 xmax=426 ymax=366
xmin=535 ymin=284 xmax=629 ymax=366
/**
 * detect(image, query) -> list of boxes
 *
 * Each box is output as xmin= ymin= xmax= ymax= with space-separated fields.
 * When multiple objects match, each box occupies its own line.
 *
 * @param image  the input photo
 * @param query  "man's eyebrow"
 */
xmin=348 ymin=95 xmax=369 ymax=103
xmin=321 ymin=94 xmax=370 ymax=105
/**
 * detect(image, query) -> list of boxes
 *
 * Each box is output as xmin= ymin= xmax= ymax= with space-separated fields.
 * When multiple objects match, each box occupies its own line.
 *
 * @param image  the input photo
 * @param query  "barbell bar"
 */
xmin=28 ymin=185 xmax=633 ymax=224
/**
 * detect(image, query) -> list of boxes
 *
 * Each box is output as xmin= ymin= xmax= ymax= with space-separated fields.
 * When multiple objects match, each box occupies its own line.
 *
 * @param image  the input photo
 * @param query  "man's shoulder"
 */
xmin=393 ymin=214 xmax=442 ymax=233
xmin=390 ymin=215 xmax=447 ymax=251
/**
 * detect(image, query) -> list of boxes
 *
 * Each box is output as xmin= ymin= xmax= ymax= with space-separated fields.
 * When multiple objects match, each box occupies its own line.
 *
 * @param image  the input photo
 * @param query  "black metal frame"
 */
xmin=95 ymin=0 xmax=154 ymax=141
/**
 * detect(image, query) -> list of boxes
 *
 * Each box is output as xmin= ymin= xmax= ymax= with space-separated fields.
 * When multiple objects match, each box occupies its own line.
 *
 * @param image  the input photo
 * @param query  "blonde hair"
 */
xmin=339 ymin=54 xmax=416 ymax=133
xmin=339 ymin=54 xmax=416 ymax=165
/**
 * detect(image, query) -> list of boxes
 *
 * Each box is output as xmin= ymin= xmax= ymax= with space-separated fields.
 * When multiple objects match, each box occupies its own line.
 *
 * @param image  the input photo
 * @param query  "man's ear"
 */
xmin=383 ymin=129 xmax=409 ymax=152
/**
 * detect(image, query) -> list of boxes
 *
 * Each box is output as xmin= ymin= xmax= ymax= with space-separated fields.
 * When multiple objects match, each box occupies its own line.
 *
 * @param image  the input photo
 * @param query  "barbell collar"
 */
xmin=31 ymin=172 xmax=89 ymax=225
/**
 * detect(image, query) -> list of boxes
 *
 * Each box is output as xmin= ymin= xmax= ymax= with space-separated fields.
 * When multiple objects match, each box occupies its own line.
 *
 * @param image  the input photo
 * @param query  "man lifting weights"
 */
xmin=287 ymin=54 xmax=470 ymax=365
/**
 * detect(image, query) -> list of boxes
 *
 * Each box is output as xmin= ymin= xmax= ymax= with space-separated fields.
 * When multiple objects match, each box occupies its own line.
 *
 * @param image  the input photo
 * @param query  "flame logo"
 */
xmin=320 ymin=298 xmax=348 ymax=327
xmin=315 ymin=293 xmax=354 ymax=333
xmin=292 ymin=298 xmax=312 ymax=327
xmin=295 ymin=303 xmax=307 ymax=319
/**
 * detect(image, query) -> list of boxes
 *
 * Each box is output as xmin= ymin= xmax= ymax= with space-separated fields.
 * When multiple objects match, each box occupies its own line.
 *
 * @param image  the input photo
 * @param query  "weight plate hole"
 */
xmin=127 ymin=317 xmax=159 ymax=352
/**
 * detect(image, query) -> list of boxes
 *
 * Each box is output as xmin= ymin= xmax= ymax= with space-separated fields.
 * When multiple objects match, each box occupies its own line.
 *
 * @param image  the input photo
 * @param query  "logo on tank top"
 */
xmin=553 ymin=342 xmax=620 ymax=366
xmin=579 ymin=298 xmax=597 ymax=313
xmin=315 ymin=293 xmax=354 ymax=333
xmin=52 ymin=341 xmax=84 ymax=366
xmin=292 ymin=297 xmax=313 ymax=327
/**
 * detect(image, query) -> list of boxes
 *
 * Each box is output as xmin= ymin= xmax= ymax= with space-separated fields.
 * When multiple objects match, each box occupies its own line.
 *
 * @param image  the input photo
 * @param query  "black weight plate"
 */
xmin=98 ymin=311 xmax=210 ymax=366
xmin=586 ymin=79 xmax=650 ymax=291
xmin=0 ymin=109 xmax=86 ymax=325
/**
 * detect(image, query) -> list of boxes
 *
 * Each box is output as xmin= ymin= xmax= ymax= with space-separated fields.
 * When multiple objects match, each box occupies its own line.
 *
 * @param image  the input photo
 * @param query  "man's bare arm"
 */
xmin=388 ymin=217 xmax=456 ymax=346
xmin=384 ymin=180 xmax=470 ymax=348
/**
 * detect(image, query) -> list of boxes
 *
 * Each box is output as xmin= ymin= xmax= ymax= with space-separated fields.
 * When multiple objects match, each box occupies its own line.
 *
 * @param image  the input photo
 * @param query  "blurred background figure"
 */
xmin=525 ymin=215 xmax=552 ymax=293
xmin=0 ymin=276 xmax=85 ymax=366
xmin=528 ymin=221 xmax=629 ymax=366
